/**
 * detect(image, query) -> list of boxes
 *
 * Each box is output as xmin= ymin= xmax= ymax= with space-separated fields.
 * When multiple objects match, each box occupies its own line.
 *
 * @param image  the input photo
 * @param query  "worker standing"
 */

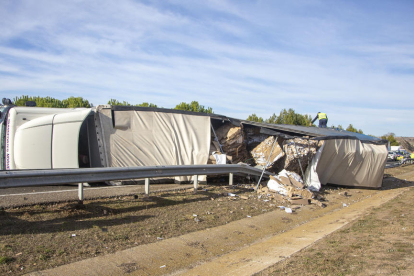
xmin=310 ymin=112 xmax=328 ymax=128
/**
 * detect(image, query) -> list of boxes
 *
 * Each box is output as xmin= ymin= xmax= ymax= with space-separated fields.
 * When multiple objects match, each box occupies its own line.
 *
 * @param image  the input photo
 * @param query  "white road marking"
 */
xmin=0 ymin=185 xmax=130 ymax=197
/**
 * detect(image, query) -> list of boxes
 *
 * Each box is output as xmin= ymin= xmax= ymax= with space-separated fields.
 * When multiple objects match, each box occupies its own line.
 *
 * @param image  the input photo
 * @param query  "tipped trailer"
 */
xmin=1 ymin=98 xmax=388 ymax=191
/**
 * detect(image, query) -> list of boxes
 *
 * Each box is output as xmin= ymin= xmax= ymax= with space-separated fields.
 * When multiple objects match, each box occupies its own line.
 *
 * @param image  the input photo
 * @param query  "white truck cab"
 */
xmin=0 ymin=99 xmax=94 ymax=170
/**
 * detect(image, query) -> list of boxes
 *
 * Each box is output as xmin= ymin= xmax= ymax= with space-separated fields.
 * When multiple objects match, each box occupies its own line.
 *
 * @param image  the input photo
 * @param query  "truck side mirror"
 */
xmin=2 ymin=98 xmax=12 ymax=105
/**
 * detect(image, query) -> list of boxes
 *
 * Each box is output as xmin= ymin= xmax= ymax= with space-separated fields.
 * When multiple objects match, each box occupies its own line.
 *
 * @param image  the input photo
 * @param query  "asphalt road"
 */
xmin=385 ymin=160 xmax=401 ymax=168
xmin=0 ymin=183 xmax=193 ymax=208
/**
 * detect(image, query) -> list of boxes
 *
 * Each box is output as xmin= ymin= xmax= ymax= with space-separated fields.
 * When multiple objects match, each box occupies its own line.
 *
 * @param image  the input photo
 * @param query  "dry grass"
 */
xmin=1 ymin=164 xmax=413 ymax=275
xmin=0 ymin=185 xmax=281 ymax=275
xmin=256 ymin=165 xmax=414 ymax=276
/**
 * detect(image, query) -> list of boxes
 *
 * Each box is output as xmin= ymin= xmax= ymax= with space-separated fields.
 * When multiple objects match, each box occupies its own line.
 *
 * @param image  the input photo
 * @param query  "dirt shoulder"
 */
xmin=0 ymin=165 xmax=413 ymax=275
xmin=257 ymin=164 xmax=414 ymax=276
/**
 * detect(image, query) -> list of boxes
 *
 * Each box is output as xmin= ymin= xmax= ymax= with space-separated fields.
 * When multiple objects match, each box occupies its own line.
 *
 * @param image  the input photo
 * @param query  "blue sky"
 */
xmin=0 ymin=0 xmax=413 ymax=136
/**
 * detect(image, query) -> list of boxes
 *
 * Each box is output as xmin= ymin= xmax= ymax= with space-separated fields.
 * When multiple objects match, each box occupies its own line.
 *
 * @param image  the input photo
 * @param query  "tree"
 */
xmin=107 ymin=99 xmax=133 ymax=106
xmin=345 ymin=124 xmax=364 ymax=134
xmin=265 ymin=113 xmax=277 ymax=124
xmin=138 ymin=102 xmax=158 ymax=108
xmin=273 ymin=108 xmax=312 ymax=126
xmin=247 ymin=114 xmax=264 ymax=123
xmin=174 ymin=101 xmax=214 ymax=113
xmin=107 ymin=99 xmax=158 ymax=108
xmin=62 ymin=97 xmax=92 ymax=108
xmin=346 ymin=124 xmax=357 ymax=133
xmin=381 ymin=133 xmax=399 ymax=146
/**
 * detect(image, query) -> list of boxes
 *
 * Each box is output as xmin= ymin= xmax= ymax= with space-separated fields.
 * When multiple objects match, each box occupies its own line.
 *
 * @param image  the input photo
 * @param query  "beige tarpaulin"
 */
xmin=315 ymin=139 xmax=387 ymax=188
xmin=96 ymin=106 xmax=211 ymax=182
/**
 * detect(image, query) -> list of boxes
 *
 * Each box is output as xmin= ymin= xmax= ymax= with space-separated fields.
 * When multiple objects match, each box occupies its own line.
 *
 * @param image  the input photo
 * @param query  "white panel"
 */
xmin=316 ymin=139 xmax=387 ymax=188
xmin=53 ymin=109 xmax=92 ymax=124
xmin=14 ymin=115 xmax=54 ymax=169
xmin=100 ymin=109 xmax=211 ymax=182
xmin=52 ymin=122 xmax=82 ymax=168
xmin=52 ymin=109 xmax=92 ymax=168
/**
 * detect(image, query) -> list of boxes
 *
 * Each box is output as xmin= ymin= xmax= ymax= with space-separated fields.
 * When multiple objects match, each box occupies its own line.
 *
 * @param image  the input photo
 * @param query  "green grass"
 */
xmin=0 ymin=256 xmax=14 ymax=264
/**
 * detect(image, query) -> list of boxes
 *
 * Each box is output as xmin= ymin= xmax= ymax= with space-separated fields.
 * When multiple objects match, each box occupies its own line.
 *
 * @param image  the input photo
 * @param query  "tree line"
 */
xmin=247 ymin=108 xmax=313 ymax=126
xmin=12 ymin=96 xmax=214 ymax=114
xmin=13 ymin=95 xmax=92 ymax=108
xmin=246 ymin=108 xmax=364 ymax=134
xmin=9 ymin=95 xmax=397 ymax=144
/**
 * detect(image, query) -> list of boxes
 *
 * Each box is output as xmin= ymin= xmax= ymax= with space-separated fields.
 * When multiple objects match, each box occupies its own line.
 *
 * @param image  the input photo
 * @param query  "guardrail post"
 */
xmin=78 ymin=183 xmax=84 ymax=204
xmin=145 ymin=178 xmax=150 ymax=196
xmin=229 ymin=173 xmax=233 ymax=185
xmin=193 ymin=175 xmax=198 ymax=193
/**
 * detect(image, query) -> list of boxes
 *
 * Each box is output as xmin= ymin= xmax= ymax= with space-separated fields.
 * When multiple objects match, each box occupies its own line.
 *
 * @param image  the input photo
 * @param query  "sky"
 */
xmin=0 ymin=0 xmax=413 ymax=137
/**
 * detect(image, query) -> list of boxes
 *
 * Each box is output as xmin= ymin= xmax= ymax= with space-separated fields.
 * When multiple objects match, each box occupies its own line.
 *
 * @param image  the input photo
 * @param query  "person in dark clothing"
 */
xmin=310 ymin=112 xmax=328 ymax=128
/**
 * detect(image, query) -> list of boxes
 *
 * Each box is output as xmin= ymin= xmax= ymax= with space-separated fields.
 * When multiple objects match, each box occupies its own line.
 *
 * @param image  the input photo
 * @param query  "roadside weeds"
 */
xmin=0 ymin=165 xmax=413 ymax=275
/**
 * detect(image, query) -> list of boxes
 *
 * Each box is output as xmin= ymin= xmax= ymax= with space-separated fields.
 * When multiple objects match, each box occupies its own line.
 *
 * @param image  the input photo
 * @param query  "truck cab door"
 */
xmin=13 ymin=109 xmax=92 ymax=169
xmin=52 ymin=109 xmax=92 ymax=168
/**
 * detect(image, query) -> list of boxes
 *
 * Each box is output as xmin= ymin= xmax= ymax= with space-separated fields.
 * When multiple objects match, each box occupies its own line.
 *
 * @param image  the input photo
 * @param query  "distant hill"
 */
xmin=396 ymin=137 xmax=414 ymax=153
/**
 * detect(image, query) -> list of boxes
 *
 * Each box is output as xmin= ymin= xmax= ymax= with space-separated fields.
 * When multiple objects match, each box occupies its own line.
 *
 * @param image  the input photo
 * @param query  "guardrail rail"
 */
xmin=0 ymin=164 xmax=274 ymax=202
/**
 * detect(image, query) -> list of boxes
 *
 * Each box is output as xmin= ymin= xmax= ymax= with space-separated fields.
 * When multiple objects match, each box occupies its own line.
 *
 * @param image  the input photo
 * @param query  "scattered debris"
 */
xmin=261 ymin=168 xmax=327 ymax=208
xmin=209 ymin=123 xmax=248 ymax=164
xmin=279 ymin=138 xmax=322 ymax=175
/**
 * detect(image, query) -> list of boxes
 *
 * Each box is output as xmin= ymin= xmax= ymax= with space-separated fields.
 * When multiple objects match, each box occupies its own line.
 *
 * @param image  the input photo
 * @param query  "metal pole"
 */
xmin=306 ymin=138 xmax=311 ymax=186
xmin=78 ymin=183 xmax=84 ymax=204
xmin=294 ymin=141 xmax=305 ymax=180
xmin=193 ymin=175 xmax=198 ymax=192
xmin=229 ymin=173 xmax=233 ymax=185
xmin=145 ymin=178 xmax=150 ymax=196
xmin=211 ymin=125 xmax=223 ymax=153
xmin=255 ymin=137 xmax=278 ymax=191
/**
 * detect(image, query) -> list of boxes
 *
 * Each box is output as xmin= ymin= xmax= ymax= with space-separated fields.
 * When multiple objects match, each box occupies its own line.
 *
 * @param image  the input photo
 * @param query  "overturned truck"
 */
xmin=0 ymin=103 xmax=387 ymax=189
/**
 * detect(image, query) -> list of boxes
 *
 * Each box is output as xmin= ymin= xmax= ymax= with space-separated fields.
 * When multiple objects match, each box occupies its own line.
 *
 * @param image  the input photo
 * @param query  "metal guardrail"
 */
xmin=0 ymin=164 xmax=273 ymax=203
xmin=401 ymin=158 xmax=414 ymax=165
xmin=0 ymin=164 xmax=272 ymax=188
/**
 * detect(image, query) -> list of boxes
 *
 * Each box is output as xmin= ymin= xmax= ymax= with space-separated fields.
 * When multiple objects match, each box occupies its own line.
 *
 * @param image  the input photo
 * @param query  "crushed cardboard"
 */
xmin=210 ymin=123 xmax=248 ymax=164
xmin=264 ymin=169 xmax=326 ymax=208
xmin=250 ymin=136 xmax=284 ymax=169
xmin=278 ymin=138 xmax=323 ymax=175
